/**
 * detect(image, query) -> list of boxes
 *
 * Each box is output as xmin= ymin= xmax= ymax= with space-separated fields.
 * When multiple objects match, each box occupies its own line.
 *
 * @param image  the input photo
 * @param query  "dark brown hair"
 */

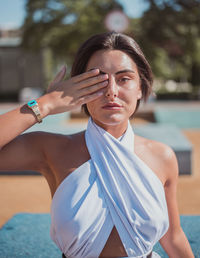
xmin=71 ymin=31 xmax=153 ymax=116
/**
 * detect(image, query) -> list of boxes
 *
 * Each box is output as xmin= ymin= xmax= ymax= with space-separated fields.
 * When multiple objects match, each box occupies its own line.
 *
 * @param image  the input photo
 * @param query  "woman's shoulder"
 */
xmin=134 ymin=134 xmax=179 ymax=184
xmin=34 ymin=130 xmax=85 ymax=147
xmin=135 ymin=134 xmax=176 ymax=159
xmin=23 ymin=130 xmax=86 ymax=156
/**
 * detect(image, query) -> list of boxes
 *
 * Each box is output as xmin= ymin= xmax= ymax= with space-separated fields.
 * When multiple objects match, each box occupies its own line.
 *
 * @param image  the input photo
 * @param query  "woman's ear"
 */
xmin=137 ymin=77 xmax=142 ymax=100
xmin=137 ymin=88 xmax=142 ymax=100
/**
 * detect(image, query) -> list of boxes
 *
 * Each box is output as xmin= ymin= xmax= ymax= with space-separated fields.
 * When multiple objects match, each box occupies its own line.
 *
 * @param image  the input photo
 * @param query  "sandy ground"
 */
xmin=177 ymin=130 xmax=200 ymax=214
xmin=0 ymin=175 xmax=51 ymax=227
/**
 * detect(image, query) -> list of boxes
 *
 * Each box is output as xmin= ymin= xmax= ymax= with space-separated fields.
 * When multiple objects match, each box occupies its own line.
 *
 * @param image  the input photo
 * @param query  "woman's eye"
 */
xmin=118 ymin=77 xmax=130 ymax=83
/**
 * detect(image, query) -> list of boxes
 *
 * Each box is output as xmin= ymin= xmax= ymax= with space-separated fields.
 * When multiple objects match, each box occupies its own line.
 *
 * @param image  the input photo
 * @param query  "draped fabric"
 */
xmin=50 ymin=118 xmax=169 ymax=258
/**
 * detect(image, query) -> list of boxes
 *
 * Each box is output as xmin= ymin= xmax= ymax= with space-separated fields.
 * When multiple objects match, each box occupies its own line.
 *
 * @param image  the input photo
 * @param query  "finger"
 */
xmin=52 ymin=65 xmax=67 ymax=84
xmin=72 ymin=68 xmax=100 ymax=83
xmin=75 ymin=73 xmax=108 ymax=90
xmin=77 ymin=90 xmax=104 ymax=106
xmin=47 ymin=66 xmax=67 ymax=92
xmin=79 ymin=80 xmax=108 ymax=95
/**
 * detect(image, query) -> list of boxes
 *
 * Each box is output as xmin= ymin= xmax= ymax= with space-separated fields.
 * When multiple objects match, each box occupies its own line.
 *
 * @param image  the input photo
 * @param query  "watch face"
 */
xmin=27 ymin=100 xmax=37 ymax=107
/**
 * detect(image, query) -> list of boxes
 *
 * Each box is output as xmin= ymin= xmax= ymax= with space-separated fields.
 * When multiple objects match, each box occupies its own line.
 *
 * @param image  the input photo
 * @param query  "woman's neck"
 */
xmin=91 ymin=118 xmax=129 ymax=138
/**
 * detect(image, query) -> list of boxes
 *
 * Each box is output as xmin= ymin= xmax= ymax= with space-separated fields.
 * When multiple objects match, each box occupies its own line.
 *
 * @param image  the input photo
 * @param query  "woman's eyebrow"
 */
xmin=88 ymin=68 xmax=135 ymax=75
xmin=99 ymin=69 xmax=135 ymax=75
xmin=115 ymin=69 xmax=135 ymax=75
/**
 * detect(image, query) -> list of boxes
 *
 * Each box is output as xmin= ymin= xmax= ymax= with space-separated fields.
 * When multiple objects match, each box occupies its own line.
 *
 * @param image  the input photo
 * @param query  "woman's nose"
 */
xmin=105 ymin=77 xmax=118 ymax=100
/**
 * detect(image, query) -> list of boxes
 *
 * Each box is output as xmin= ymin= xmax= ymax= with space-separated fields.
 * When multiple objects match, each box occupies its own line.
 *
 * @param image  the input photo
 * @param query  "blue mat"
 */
xmin=0 ymin=213 xmax=199 ymax=257
xmin=0 ymin=214 xmax=61 ymax=257
xmin=155 ymin=108 xmax=200 ymax=129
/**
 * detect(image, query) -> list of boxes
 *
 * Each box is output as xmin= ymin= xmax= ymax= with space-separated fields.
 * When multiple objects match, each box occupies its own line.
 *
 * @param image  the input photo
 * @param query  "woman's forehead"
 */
xmin=86 ymin=49 xmax=137 ymax=72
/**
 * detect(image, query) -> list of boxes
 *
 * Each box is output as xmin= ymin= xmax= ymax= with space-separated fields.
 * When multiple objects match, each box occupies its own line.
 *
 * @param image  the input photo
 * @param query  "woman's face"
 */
xmin=86 ymin=49 xmax=142 ymax=133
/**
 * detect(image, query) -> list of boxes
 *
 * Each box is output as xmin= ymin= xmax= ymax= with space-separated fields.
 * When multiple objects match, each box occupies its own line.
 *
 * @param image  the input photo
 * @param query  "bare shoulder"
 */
xmin=0 ymin=130 xmax=83 ymax=173
xmin=17 ymin=130 xmax=87 ymax=171
xmin=13 ymin=130 xmax=72 ymax=154
xmin=29 ymin=130 xmax=86 ymax=154
xmin=40 ymin=130 xmax=88 ymax=165
xmin=134 ymin=134 xmax=179 ymax=185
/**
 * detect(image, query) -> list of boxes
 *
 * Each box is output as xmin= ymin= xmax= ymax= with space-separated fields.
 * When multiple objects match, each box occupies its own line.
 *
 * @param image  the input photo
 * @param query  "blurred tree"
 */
xmin=22 ymin=0 xmax=200 ymax=90
xmin=137 ymin=0 xmax=200 ymax=86
xmin=22 ymin=0 xmax=123 ymax=64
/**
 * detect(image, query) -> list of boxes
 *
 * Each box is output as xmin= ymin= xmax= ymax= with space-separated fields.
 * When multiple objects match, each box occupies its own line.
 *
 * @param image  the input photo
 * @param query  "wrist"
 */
xmin=36 ymin=94 xmax=53 ymax=119
xmin=27 ymin=99 xmax=42 ymax=123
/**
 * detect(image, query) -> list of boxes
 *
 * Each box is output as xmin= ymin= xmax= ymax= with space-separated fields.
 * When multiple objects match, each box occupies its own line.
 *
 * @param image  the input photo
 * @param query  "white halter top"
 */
xmin=50 ymin=118 xmax=169 ymax=258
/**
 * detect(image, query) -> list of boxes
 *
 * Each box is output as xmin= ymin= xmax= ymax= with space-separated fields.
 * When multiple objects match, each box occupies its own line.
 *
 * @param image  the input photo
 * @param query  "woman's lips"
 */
xmin=102 ymin=103 xmax=122 ymax=110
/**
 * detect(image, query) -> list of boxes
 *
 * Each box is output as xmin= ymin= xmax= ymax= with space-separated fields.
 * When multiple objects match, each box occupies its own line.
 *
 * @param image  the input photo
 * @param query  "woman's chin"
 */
xmin=93 ymin=114 xmax=129 ymax=128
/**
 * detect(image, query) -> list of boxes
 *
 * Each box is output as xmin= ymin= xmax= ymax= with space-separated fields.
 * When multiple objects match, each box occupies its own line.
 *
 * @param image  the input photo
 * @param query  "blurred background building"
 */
xmin=0 ymin=28 xmax=45 ymax=102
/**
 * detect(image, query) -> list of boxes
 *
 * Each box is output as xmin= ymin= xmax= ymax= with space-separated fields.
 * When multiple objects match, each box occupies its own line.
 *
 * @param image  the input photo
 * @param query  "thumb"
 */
xmin=47 ymin=65 xmax=67 ymax=93
xmin=52 ymin=65 xmax=67 ymax=84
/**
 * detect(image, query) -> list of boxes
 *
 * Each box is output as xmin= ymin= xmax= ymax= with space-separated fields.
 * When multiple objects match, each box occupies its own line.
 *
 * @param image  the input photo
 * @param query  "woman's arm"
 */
xmin=0 ymin=67 xmax=108 ymax=172
xmin=159 ymin=146 xmax=194 ymax=258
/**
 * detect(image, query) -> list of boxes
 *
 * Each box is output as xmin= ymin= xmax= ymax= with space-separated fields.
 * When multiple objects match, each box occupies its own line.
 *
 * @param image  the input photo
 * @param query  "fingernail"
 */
xmin=91 ymin=68 xmax=99 ymax=73
xmin=97 ymin=91 xmax=103 ymax=96
xmin=100 ymin=73 xmax=108 ymax=78
xmin=102 ymin=80 xmax=108 ymax=85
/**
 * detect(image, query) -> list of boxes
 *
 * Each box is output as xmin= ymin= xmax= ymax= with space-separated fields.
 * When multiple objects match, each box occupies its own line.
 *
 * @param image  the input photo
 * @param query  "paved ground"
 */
xmin=0 ymin=101 xmax=200 ymax=227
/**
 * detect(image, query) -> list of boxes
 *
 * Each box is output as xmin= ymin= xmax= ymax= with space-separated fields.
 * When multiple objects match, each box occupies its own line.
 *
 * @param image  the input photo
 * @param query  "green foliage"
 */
xmin=137 ymin=0 xmax=200 ymax=85
xmin=22 ymin=0 xmax=123 ymax=59
xmin=22 ymin=0 xmax=200 ymax=88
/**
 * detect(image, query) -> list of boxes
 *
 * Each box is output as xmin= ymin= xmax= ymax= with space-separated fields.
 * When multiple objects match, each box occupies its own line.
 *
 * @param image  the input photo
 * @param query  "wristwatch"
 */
xmin=27 ymin=99 xmax=42 ymax=123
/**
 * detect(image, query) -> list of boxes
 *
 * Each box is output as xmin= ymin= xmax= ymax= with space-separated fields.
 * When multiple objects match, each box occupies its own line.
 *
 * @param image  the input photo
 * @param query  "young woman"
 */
xmin=0 ymin=32 xmax=194 ymax=258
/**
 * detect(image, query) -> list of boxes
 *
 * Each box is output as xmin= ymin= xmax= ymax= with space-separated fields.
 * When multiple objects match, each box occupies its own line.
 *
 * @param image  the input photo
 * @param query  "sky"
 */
xmin=0 ymin=0 xmax=149 ymax=29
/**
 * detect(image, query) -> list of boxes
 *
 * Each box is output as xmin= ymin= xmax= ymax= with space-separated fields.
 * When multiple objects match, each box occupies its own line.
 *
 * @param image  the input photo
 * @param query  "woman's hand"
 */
xmin=43 ymin=66 xmax=108 ymax=115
